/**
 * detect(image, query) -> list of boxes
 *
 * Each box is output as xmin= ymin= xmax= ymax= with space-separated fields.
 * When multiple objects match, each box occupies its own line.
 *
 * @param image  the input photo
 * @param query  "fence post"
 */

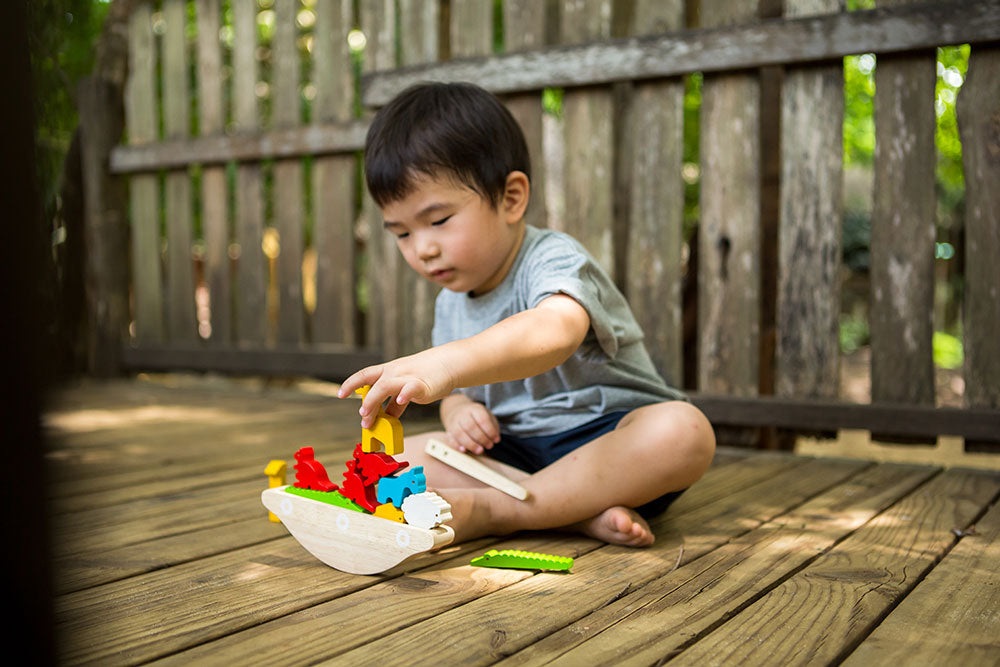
xmin=870 ymin=0 xmax=936 ymax=415
xmin=958 ymin=44 xmax=1000 ymax=452
xmin=776 ymin=1 xmax=844 ymax=408
xmin=623 ymin=0 xmax=685 ymax=388
xmin=78 ymin=75 xmax=130 ymax=376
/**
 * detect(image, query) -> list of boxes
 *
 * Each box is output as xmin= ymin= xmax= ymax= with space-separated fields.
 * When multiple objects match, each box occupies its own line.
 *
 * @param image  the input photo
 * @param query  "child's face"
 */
xmin=380 ymin=172 xmax=528 ymax=296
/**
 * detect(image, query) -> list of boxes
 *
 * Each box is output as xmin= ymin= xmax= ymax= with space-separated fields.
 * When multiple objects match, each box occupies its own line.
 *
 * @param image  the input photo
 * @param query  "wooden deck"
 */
xmin=47 ymin=377 xmax=1000 ymax=666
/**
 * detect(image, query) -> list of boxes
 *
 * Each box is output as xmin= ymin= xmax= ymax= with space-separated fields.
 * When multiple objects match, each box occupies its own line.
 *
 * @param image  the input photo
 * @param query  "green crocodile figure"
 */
xmin=470 ymin=549 xmax=573 ymax=572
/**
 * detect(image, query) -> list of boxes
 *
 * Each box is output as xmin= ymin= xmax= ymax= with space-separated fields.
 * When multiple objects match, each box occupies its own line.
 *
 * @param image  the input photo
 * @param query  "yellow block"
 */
xmin=373 ymin=502 xmax=406 ymax=523
xmin=265 ymin=460 xmax=288 ymax=522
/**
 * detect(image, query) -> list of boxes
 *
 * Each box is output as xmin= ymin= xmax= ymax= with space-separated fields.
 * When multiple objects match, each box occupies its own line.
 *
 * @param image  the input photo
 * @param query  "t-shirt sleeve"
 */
xmin=522 ymin=236 xmax=622 ymax=359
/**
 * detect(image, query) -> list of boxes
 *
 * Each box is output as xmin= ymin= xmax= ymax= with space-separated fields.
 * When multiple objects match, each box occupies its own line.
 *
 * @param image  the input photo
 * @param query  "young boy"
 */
xmin=338 ymin=82 xmax=714 ymax=546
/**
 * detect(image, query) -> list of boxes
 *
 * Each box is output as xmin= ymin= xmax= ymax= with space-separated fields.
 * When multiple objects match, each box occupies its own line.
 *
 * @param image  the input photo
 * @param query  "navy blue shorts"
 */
xmin=487 ymin=410 xmax=685 ymax=519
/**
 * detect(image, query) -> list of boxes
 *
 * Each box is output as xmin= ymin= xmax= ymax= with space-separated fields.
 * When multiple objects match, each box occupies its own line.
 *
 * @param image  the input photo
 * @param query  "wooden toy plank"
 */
xmin=503 ymin=462 xmax=936 ymax=666
xmin=325 ymin=458 xmax=869 ymax=666
xmin=670 ymin=467 xmax=1000 ymax=666
xmin=426 ymin=438 xmax=530 ymax=500
xmin=842 ymin=494 xmax=1000 ymax=665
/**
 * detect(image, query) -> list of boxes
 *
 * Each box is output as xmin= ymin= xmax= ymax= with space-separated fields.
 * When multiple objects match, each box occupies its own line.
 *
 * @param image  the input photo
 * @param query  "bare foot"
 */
xmin=574 ymin=506 xmax=654 ymax=547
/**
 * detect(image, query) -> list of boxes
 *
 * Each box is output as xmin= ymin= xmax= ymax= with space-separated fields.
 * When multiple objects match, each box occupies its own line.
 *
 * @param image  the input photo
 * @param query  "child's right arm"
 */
xmin=440 ymin=393 xmax=500 ymax=454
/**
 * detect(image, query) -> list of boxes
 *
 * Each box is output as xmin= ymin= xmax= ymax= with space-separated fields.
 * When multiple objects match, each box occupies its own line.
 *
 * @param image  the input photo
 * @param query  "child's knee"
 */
xmin=629 ymin=401 xmax=715 ymax=472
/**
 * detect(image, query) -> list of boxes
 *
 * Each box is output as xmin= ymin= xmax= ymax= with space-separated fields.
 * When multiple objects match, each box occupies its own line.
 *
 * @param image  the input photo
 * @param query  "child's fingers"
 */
xmin=448 ymin=427 xmax=485 ymax=455
xmin=337 ymin=365 xmax=383 ymax=399
xmin=464 ymin=415 xmax=496 ymax=450
xmin=471 ymin=409 xmax=501 ymax=444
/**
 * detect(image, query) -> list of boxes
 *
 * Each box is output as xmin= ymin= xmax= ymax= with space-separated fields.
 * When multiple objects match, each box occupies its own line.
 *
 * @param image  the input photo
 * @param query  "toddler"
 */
xmin=338 ymin=82 xmax=714 ymax=546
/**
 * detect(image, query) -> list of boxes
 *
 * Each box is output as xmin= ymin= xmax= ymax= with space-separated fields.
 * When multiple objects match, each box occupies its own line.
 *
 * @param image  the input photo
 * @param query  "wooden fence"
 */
xmin=83 ymin=0 xmax=1000 ymax=446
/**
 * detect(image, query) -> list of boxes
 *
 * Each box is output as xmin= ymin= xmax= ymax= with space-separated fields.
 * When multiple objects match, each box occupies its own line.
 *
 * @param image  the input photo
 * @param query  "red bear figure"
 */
xmin=293 ymin=446 xmax=338 ymax=492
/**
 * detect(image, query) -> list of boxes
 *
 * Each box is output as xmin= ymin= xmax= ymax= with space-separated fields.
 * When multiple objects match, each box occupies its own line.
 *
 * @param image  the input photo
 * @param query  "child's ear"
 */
xmin=502 ymin=171 xmax=530 ymax=223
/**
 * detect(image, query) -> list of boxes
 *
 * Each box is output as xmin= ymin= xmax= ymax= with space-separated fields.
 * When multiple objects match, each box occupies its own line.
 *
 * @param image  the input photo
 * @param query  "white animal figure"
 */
xmin=401 ymin=492 xmax=453 ymax=530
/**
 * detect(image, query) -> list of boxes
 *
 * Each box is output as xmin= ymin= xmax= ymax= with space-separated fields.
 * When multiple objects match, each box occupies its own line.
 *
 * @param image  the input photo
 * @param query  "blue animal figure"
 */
xmin=377 ymin=466 xmax=426 ymax=507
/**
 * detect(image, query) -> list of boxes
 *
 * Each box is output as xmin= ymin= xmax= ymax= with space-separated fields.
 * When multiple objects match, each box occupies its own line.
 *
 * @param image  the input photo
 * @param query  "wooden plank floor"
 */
xmin=45 ymin=376 xmax=1000 ymax=666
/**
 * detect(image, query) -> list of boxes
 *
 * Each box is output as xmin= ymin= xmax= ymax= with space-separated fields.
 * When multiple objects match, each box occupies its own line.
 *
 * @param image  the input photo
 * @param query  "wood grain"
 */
xmin=697 ymin=0 xmax=761 ymax=398
xmin=232 ymin=0 xmax=268 ymax=345
xmin=312 ymin=0 xmax=357 ymax=346
xmin=325 ymin=458 xmax=865 ymax=666
xmin=272 ymin=0 xmax=306 ymax=345
xmin=870 ymin=0 xmax=936 ymax=411
xmin=162 ymin=0 xmax=197 ymax=342
xmin=776 ymin=0 xmax=844 ymax=400
xmin=503 ymin=462 xmax=931 ymax=666
xmin=503 ymin=0 xmax=549 ymax=230
xmin=363 ymin=2 xmax=1000 ymax=105
xmin=670 ymin=468 xmax=1000 ymax=665
xmin=624 ymin=0 xmax=685 ymax=386
xmin=124 ymin=1 xmax=164 ymax=343
xmin=196 ymin=0 xmax=231 ymax=344
xmin=561 ymin=0 xmax=615 ymax=276
xmin=958 ymin=45 xmax=1000 ymax=449
xmin=842 ymin=496 xmax=1000 ymax=664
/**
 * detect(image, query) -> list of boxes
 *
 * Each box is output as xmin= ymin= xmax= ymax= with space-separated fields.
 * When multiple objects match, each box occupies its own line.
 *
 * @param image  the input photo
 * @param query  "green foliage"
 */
xmin=935 ymin=44 xmax=970 ymax=226
xmin=29 ymin=0 xmax=109 ymax=213
xmin=839 ymin=313 xmax=870 ymax=354
xmin=933 ymin=331 xmax=964 ymax=370
xmin=542 ymin=87 xmax=563 ymax=118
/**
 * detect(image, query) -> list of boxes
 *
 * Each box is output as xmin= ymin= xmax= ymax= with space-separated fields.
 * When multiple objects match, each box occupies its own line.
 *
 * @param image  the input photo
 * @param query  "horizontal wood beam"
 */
xmin=364 ymin=1 xmax=1000 ymax=105
xmin=120 ymin=344 xmax=382 ymax=381
xmin=691 ymin=394 xmax=1000 ymax=443
xmin=109 ymin=119 xmax=369 ymax=174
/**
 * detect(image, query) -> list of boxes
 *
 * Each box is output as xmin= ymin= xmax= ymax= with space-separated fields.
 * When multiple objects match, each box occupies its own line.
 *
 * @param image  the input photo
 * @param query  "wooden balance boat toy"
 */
xmin=262 ymin=387 xmax=532 ymax=575
xmin=261 ymin=485 xmax=455 ymax=575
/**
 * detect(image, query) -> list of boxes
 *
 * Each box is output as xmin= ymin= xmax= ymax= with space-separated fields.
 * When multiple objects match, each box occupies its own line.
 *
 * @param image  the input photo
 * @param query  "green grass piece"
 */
xmin=285 ymin=486 xmax=366 ymax=512
xmin=470 ymin=549 xmax=573 ymax=572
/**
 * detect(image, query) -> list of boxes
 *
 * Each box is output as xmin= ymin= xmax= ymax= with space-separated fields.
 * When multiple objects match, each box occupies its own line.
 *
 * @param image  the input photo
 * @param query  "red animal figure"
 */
xmin=293 ymin=446 xmax=338 ymax=492
xmin=351 ymin=443 xmax=407 ymax=486
xmin=338 ymin=459 xmax=379 ymax=512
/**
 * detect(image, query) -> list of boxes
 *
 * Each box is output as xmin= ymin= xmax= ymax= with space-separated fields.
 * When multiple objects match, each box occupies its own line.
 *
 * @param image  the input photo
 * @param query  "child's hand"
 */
xmin=443 ymin=400 xmax=500 ymax=455
xmin=337 ymin=349 xmax=457 ymax=427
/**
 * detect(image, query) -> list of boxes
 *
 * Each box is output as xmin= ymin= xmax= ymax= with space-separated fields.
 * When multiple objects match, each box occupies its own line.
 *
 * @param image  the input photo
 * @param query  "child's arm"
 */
xmin=338 ymin=294 xmax=590 ymax=427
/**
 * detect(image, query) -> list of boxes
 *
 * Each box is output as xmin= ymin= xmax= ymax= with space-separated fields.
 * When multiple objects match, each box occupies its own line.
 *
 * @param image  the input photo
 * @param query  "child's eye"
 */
xmin=431 ymin=216 xmax=451 ymax=226
xmin=396 ymin=232 xmax=410 ymax=239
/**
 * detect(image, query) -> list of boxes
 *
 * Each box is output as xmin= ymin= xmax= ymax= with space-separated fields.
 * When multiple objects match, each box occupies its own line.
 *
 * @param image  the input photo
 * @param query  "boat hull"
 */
xmin=262 ymin=486 xmax=455 ymax=575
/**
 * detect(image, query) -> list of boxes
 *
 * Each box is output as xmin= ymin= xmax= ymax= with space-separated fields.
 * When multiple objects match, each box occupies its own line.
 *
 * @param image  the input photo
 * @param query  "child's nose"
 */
xmin=417 ymin=238 xmax=440 ymax=260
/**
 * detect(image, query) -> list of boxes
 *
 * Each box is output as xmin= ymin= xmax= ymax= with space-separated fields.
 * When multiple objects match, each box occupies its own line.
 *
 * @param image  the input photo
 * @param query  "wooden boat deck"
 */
xmin=46 ymin=376 xmax=1000 ymax=665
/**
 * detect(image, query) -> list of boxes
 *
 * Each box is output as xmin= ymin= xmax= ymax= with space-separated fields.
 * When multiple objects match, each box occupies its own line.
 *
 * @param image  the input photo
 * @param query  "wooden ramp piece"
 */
xmin=426 ymin=438 xmax=530 ymax=500
xmin=261 ymin=486 xmax=454 ymax=575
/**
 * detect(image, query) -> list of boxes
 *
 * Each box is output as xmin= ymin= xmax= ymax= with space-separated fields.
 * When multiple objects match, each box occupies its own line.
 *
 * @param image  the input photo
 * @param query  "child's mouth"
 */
xmin=430 ymin=268 xmax=454 ymax=281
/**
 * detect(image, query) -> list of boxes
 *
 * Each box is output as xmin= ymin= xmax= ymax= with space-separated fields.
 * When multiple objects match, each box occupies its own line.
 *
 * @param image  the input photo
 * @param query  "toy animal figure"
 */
xmin=377 ymin=466 xmax=426 ymax=507
xmin=401 ymin=492 xmax=453 ymax=530
xmin=339 ymin=459 xmax=379 ymax=512
xmin=293 ymin=446 xmax=338 ymax=492
xmin=351 ymin=443 xmax=407 ymax=485
xmin=355 ymin=385 xmax=404 ymax=455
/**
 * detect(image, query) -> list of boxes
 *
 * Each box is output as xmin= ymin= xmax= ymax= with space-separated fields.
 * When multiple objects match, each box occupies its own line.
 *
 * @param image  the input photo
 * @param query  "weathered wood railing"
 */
xmin=84 ymin=0 xmax=1000 ymax=446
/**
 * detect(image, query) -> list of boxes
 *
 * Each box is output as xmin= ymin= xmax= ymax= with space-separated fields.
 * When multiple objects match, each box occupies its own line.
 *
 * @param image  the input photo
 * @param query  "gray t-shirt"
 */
xmin=432 ymin=224 xmax=686 ymax=437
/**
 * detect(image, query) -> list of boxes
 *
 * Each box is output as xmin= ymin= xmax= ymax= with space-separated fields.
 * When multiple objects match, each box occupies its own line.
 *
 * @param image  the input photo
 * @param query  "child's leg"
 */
xmin=439 ymin=400 xmax=715 ymax=546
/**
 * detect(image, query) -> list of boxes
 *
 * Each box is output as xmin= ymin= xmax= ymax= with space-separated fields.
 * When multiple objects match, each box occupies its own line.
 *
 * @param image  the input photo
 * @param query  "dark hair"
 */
xmin=364 ymin=82 xmax=530 ymax=209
